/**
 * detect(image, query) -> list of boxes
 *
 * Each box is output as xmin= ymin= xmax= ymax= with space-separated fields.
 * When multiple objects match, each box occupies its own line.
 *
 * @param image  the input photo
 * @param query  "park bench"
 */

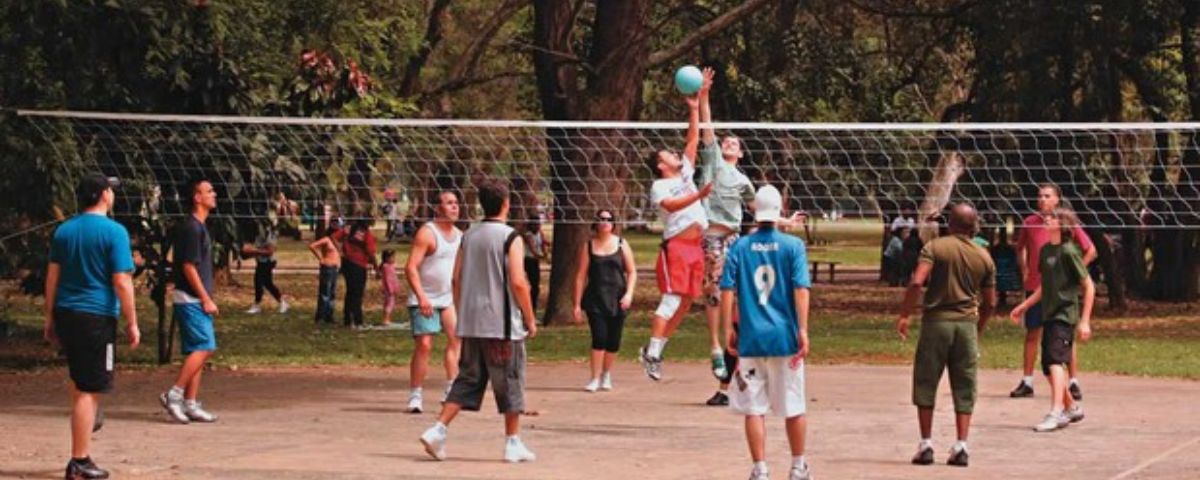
xmin=810 ymin=260 xmax=843 ymax=284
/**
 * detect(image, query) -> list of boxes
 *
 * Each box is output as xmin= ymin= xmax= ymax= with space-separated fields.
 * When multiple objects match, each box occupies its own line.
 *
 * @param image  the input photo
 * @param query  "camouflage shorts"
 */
xmin=703 ymin=232 xmax=739 ymax=306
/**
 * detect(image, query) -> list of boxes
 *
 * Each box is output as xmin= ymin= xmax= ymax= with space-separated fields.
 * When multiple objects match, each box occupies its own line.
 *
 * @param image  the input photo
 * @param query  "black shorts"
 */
xmin=54 ymin=309 xmax=117 ymax=393
xmin=1040 ymin=320 xmax=1075 ymax=375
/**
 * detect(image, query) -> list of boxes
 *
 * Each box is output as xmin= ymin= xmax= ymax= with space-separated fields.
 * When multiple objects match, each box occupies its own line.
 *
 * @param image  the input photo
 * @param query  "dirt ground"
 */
xmin=2 ymin=362 xmax=1198 ymax=480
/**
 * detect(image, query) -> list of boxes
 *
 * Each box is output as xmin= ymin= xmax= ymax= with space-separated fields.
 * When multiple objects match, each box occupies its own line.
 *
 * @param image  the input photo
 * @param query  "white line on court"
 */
xmin=1108 ymin=435 xmax=1200 ymax=480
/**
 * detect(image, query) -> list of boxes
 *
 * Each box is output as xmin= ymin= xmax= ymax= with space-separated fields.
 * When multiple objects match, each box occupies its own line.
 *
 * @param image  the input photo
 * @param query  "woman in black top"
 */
xmin=573 ymin=210 xmax=637 ymax=392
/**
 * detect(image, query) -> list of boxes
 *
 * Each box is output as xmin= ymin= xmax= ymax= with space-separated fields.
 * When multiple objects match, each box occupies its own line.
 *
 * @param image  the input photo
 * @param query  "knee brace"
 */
xmin=654 ymin=294 xmax=683 ymax=319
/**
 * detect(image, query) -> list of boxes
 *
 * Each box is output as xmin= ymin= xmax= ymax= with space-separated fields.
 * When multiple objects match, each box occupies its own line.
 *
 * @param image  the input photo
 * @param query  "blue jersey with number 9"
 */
xmin=719 ymin=227 xmax=811 ymax=357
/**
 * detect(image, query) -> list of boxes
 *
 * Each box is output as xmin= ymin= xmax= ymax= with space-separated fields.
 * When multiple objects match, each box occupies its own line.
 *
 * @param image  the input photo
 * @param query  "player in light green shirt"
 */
xmin=695 ymin=68 xmax=758 ymax=406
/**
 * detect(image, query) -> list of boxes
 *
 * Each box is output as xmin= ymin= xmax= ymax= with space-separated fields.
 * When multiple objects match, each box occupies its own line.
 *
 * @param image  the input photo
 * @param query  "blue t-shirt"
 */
xmin=49 ymin=213 xmax=135 ymax=317
xmin=720 ymin=227 xmax=812 ymax=357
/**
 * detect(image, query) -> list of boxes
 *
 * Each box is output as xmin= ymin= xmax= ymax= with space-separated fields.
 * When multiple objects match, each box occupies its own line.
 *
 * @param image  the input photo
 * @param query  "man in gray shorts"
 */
xmin=419 ymin=180 xmax=539 ymax=463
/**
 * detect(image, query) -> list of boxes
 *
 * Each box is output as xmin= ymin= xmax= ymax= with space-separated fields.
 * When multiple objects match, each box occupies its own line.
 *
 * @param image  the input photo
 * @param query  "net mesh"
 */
xmin=17 ymin=110 xmax=1200 ymax=231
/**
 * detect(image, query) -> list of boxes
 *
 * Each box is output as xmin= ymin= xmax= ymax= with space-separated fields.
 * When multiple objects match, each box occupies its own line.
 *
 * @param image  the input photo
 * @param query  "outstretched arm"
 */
xmin=699 ymin=67 xmax=716 ymax=145
xmin=659 ymin=182 xmax=713 ymax=213
xmin=683 ymin=95 xmax=700 ymax=163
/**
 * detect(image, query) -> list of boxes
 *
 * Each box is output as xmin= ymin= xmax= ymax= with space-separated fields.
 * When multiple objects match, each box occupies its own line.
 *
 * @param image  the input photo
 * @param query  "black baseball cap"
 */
xmin=76 ymin=174 xmax=120 ymax=209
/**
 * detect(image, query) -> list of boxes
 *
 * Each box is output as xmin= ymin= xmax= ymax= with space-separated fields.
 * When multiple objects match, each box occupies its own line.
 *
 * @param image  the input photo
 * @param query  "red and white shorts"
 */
xmin=656 ymin=235 xmax=704 ymax=298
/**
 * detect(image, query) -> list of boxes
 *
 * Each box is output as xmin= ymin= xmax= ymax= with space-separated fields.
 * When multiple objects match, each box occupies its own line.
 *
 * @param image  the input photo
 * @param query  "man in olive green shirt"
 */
xmin=897 ymin=204 xmax=996 ymax=468
xmin=1011 ymin=207 xmax=1095 ymax=433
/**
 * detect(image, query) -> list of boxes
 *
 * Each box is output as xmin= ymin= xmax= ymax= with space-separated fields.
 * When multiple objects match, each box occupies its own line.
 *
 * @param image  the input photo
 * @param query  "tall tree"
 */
xmin=532 ymin=0 xmax=773 ymax=324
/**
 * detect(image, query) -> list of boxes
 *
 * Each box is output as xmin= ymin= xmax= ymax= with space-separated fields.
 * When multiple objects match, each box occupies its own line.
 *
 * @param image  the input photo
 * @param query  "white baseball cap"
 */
xmin=754 ymin=185 xmax=783 ymax=222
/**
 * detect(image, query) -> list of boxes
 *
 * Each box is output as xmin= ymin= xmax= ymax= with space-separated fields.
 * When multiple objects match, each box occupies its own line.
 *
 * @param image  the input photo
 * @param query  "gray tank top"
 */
xmin=455 ymin=220 xmax=527 ymax=340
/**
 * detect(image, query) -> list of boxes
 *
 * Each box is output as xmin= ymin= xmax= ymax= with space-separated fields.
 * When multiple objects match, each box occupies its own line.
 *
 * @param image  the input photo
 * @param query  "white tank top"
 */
xmin=408 ymin=222 xmax=461 ymax=308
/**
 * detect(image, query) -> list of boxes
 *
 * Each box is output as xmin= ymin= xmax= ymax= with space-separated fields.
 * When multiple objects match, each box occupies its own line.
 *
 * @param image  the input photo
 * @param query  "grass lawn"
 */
xmin=3 ymin=273 xmax=1199 ymax=379
xmin=273 ymin=219 xmax=884 ymax=270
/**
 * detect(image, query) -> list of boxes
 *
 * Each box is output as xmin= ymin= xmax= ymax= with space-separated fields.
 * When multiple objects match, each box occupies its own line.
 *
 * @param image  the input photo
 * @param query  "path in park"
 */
xmin=2 ymin=363 xmax=1198 ymax=479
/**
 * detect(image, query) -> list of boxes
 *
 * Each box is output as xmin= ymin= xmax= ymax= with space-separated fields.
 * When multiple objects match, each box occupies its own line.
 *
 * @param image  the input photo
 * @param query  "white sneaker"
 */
xmin=184 ymin=401 xmax=218 ymax=423
xmin=600 ymin=372 xmax=613 ymax=391
xmin=278 ymin=299 xmax=290 ymax=314
xmin=1034 ymin=412 xmax=1070 ymax=432
xmin=584 ymin=378 xmax=600 ymax=393
xmin=503 ymin=437 xmax=536 ymax=463
xmin=419 ymin=425 xmax=447 ymax=460
xmin=407 ymin=393 xmax=424 ymax=414
xmin=159 ymin=390 xmax=190 ymax=424
xmin=1066 ymin=404 xmax=1085 ymax=423
xmin=789 ymin=463 xmax=813 ymax=480
xmin=748 ymin=467 xmax=770 ymax=480
xmin=245 ymin=304 xmax=262 ymax=314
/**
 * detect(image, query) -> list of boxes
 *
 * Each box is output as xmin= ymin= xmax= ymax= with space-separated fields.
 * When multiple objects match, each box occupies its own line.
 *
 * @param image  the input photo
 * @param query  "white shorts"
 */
xmin=729 ymin=356 xmax=807 ymax=418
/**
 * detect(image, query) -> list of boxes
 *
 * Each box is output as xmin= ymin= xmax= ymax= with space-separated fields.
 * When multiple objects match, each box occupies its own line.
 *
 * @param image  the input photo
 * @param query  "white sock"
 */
xmin=711 ymin=347 xmax=724 ymax=357
xmin=506 ymin=435 xmax=521 ymax=445
xmin=1070 ymin=378 xmax=1079 ymax=386
xmin=953 ymin=441 xmax=968 ymax=453
xmin=1022 ymin=376 xmax=1035 ymax=386
xmin=434 ymin=421 xmax=447 ymax=433
xmin=168 ymin=386 xmax=184 ymax=398
xmin=792 ymin=455 xmax=807 ymax=469
xmin=411 ymin=387 xmax=423 ymax=396
xmin=184 ymin=399 xmax=198 ymax=409
xmin=919 ymin=438 xmax=933 ymax=450
xmin=1050 ymin=408 xmax=1064 ymax=416
xmin=753 ymin=461 xmax=769 ymax=474
xmin=648 ymin=337 xmax=667 ymax=358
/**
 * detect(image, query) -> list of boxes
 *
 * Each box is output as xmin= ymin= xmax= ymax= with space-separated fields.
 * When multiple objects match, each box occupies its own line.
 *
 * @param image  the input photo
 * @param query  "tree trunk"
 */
xmin=918 ymin=150 xmax=963 ymax=240
xmin=1087 ymin=228 xmax=1126 ymax=311
xmin=534 ymin=0 xmax=651 ymax=325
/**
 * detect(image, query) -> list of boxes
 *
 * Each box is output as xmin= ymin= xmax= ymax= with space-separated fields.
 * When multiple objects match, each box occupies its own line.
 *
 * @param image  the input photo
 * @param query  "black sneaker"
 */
xmin=65 ymin=457 xmax=110 ymax=479
xmin=911 ymin=446 xmax=934 ymax=465
xmin=1009 ymin=381 xmax=1034 ymax=398
xmin=1069 ymin=382 xmax=1083 ymax=401
xmin=705 ymin=391 xmax=729 ymax=406
xmin=947 ymin=447 xmax=969 ymax=467
xmin=92 ymin=407 xmax=104 ymax=433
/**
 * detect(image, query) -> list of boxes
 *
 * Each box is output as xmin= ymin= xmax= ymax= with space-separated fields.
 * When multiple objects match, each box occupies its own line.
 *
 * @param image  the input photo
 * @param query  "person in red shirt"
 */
xmin=333 ymin=220 xmax=378 ymax=329
xmin=1009 ymin=184 xmax=1096 ymax=400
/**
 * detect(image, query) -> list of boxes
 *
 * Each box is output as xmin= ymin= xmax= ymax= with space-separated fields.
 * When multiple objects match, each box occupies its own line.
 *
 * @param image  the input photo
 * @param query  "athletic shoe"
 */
xmin=245 ymin=304 xmax=262 ymax=315
xmin=1066 ymin=404 xmax=1085 ymax=423
xmin=419 ymin=425 xmax=447 ymax=460
xmin=407 ymin=393 xmax=424 ymax=414
xmin=1069 ymin=382 xmax=1083 ymax=401
xmin=278 ymin=299 xmax=290 ymax=314
xmin=503 ymin=437 xmax=536 ymax=463
xmin=184 ymin=402 xmax=218 ymax=423
xmin=65 ymin=457 xmax=110 ymax=479
xmin=711 ymin=352 xmax=728 ymax=381
xmin=788 ymin=463 xmax=813 ymax=480
xmin=947 ymin=446 xmax=969 ymax=467
xmin=584 ymin=378 xmax=600 ymax=393
xmin=1034 ymin=412 xmax=1070 ymax=432
xmin=747 ymin=467 xmax=770 ymax=480
xmin=600 ymin=372 xmax=613 ymax=391
xmin=705 ymin=391 xmax=730 ymax=406
xmin=911 ymin=445 xmax=934 ymax=465
xmin=1009 ymin=381 xmax=1034 ymax=398
xmin=159 ymin=391 xmax=190 ymax=424
xmin=639 ymin=346 xmax=662 ymax=381
xmin=92 ymin=406 xmax=104 ymax=433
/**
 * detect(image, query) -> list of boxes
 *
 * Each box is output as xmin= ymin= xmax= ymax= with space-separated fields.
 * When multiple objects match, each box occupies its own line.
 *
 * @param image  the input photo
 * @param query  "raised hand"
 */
xmin=699 ymin=67 xmax=715 ymax=97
